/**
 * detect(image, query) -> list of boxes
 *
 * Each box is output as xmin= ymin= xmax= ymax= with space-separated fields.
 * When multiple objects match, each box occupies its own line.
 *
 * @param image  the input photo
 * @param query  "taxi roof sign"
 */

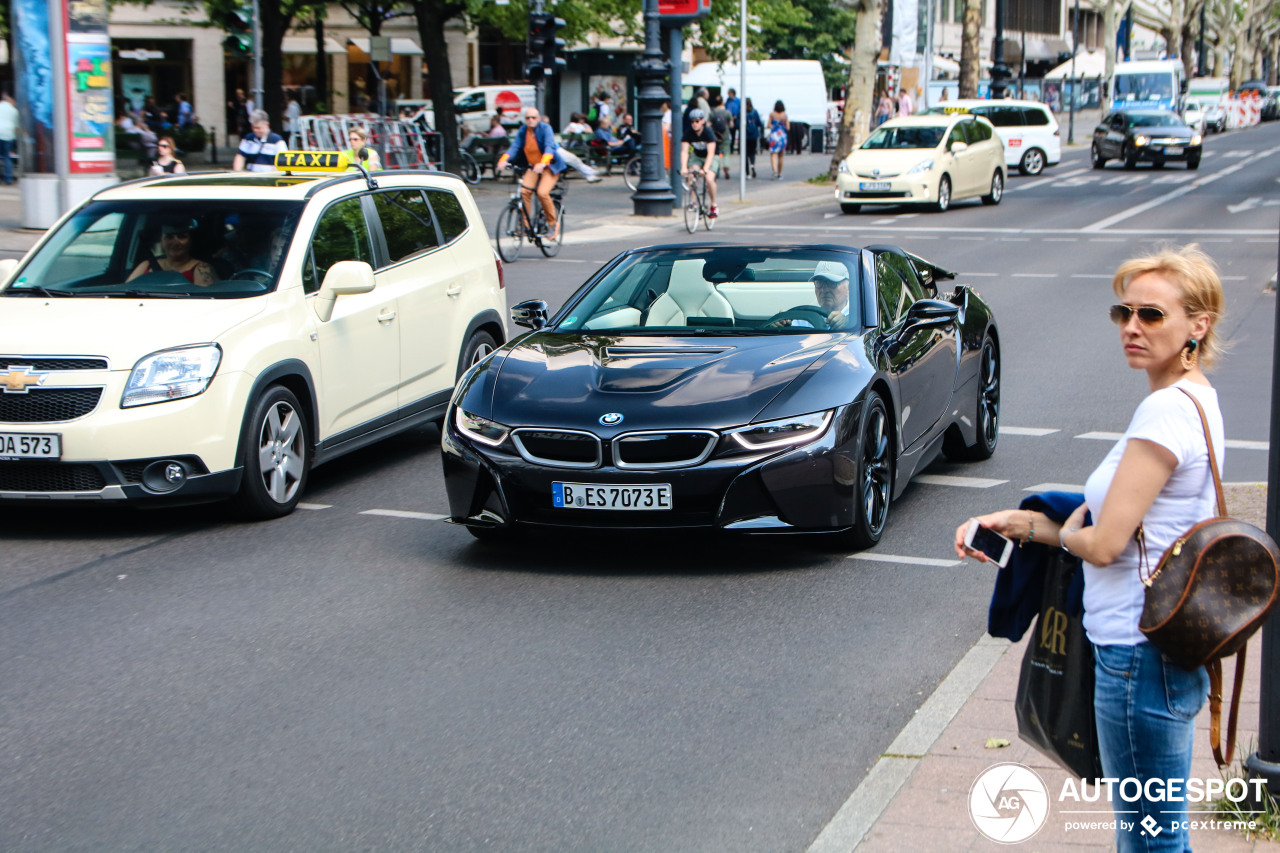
xmin=275 ymin=150 xmax=351 ymax=172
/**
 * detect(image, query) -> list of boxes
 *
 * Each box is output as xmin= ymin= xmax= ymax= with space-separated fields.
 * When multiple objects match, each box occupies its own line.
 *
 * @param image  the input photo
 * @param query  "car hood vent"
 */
xmin=604 ymin=346 xmax=734 ymax=359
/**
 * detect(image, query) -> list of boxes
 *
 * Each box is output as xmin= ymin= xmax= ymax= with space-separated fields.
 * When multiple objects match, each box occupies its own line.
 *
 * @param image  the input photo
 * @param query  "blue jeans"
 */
xmin=0 ymin=138 xmax=12 ymax=184
xmin=1094 ymin=642 xmax=1209 ymax=853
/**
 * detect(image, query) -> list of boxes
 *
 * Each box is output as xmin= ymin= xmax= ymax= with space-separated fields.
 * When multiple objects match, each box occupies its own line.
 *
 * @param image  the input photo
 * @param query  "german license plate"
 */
xmin=1164 ymin=146 xmax=1183 ymax=155
xmin=0 ymin=432 xmax=61 ymax=460
xmin=859 ymin=181 xmax=891 ymax=191
xmin=552 ymin=482 xmax=672 ymax=510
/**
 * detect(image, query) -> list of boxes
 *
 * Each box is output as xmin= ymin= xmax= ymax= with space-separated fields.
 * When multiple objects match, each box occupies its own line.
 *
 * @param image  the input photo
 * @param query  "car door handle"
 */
xmin=377 ymin=309 xmax=397 ymax=324
xmin=446 ymin=285 xmax=462 ymax=298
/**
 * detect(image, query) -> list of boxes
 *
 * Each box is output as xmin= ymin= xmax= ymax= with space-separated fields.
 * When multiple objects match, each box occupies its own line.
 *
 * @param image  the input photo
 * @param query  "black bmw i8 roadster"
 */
xmin=443 ymin=243 xmax=999 ymax=548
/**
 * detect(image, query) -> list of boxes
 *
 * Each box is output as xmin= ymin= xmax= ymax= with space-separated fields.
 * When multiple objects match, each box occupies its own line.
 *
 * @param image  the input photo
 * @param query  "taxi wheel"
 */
xmin=840 ymin=203 xmax=861 ymax=214
xmin=981 ymin=171 xmax=1003 ymax=205
xmin=1019 ymin=148 xmax=1045 ymax=176
xmin=934 ymin=176 xmax=952 ymax=212
xmin=236 ymin=385 xmax=310 ymax=520
xmin=457 ymin=330 xmax=499 ymax=380
xmin=846 ymin=390 xmax=892 ymax=550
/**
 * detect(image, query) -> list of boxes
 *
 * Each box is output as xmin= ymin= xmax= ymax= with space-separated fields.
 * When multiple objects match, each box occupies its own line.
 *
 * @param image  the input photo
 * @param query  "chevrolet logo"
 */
xmin=0 ymin=366 xmax=47 ymax=393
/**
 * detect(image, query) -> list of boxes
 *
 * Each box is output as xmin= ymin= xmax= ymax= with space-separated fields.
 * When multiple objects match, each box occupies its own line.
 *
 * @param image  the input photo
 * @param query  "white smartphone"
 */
xmin=965 ymin=519 xmax=1014 ymax=567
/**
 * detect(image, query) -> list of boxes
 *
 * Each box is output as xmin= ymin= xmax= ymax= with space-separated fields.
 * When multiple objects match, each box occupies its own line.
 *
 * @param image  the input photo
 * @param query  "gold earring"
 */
xmin=1180 ymin=338 xmax=1199 ymax=371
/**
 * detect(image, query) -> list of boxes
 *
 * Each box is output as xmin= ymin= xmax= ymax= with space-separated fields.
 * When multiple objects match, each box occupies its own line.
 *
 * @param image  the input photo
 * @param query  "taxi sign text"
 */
xmin=274 ymin=151 xmax=350 ymax=171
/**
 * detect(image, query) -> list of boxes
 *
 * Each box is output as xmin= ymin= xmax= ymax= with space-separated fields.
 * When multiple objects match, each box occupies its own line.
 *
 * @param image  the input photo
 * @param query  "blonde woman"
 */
xmin=344 ymin=126 xmax=382 ymax=171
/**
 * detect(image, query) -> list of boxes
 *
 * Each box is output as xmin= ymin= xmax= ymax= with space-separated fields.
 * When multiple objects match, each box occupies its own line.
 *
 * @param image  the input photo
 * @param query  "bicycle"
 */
xmin=493 ymin=166 xmax=566 ymax=262
xmin=622 ymin=153 xmax=642 ymax=191
xmin=682 ymin=168 xmax=716 ymax=234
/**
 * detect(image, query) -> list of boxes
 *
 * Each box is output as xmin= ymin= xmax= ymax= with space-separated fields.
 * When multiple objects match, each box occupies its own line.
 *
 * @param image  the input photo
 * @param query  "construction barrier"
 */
xmin=1226 ymin=96 xmax=1262 ymax=129
xmin=291 ymin=115 xmax=442 ymax=169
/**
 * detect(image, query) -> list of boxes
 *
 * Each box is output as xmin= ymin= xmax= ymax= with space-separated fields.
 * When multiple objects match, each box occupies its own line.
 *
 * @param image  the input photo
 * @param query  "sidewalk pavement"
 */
xmin=830 ymin=482 xmax=1274 ymax=853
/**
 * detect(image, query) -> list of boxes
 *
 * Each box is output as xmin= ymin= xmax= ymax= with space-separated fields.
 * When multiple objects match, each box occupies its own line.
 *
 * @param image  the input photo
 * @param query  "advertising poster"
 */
xmin=66 ymin=0 xmax=114 ymax=174
xmin=13 ymin=0 xmax=54 ymax=173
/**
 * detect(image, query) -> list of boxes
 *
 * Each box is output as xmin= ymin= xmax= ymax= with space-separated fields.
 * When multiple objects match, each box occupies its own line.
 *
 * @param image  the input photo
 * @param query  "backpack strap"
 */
xmin=1206 ymin=646 xmax=1247 ymax=767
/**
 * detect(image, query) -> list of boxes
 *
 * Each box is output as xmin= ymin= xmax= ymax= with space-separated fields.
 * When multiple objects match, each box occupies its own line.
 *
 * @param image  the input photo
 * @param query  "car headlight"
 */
xmin=728 ymin=410 xmax=834 ymax=450
xmin=1191 ymin=133 xmax=1203 ymax=145
xmin=838 ymin=159 xmax=851 ymax=174
xmin=121 ymin=344 xmax=222 ymax=408
xmin=907 ymin=158 xmax=934 ymax=175
xmin=455 ymin=408 xmax=510 ymax=447
xmin=1134 ymin=135 xmax=1149 ymax=146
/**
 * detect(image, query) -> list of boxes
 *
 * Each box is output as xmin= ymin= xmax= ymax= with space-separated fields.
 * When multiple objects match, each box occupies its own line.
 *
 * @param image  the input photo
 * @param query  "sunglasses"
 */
xmin=1109 ymin=304 xmax=1166 ymax=326
xmin=158 ymin=143 xmax=171 ymax=149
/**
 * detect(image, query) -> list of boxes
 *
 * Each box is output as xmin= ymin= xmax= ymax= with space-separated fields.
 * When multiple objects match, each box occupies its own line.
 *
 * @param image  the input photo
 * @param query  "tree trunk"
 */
xmin=828 ymin=0 xmax=883 ymax=176
xmin=259 ymin=6 xmax=295 ymax=136
xmin=959 ymin=0 xmax=981 ymax=98
xmin=1103 ymin=0 xmax=1118 ymax=113
xmin=412 ymin=1 xmax=465 ymax=172
xmin=315 ymin=13 xmax=330 ymax=113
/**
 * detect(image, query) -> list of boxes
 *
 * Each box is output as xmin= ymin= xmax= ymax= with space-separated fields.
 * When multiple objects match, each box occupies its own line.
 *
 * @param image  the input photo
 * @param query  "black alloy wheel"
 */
xmin=1123 ymin=144 xmax=1138 ymax=170
xmin=849 ymin=391 xmax=892 ymax=549
xmin=1019 ymin=148 xmax=1045 ymax=176
xmin=235 ymin=385 xmax=310 ymax=519
xmin=944 ymin=334 xmax=1000 ymax=461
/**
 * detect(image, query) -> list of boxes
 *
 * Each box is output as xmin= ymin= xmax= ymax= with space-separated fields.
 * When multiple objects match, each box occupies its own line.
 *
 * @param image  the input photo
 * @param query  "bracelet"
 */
xmin=1025 ymin=511 xmax=1035 ymax=547
xmin=1060 ymin=526 xmax=1079 ymax=554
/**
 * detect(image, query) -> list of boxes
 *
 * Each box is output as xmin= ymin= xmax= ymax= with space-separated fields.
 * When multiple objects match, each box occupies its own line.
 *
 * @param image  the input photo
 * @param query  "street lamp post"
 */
xmin=991 ymin=0 xmax=1010 ymax=98
xmin=632 ymin=0 xmax=676 ymax=215
xmin=1068 ymin=0 xmax=1079 ymax=145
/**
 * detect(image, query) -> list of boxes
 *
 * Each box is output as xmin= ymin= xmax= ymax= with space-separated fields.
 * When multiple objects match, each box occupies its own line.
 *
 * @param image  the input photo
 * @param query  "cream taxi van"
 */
xmin=0 ymin=153 xmax=506 ymax=518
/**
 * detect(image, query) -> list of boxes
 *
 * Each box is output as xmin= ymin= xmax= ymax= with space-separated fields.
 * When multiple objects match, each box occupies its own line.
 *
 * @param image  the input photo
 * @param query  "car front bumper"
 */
xmin=834 ymin=172 xmax=935 ymax=206
xmin=1133 ymin=142 xmax=1200 ymax=161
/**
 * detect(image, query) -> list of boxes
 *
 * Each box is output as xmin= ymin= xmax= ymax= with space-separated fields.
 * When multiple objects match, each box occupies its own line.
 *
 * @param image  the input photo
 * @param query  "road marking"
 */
xmin=1000 ymin=426 xmax=1060 ymax=436
xmin=298 ymin=502 xmax=331 ymax=510
xmin=1024 ymin=482 xmax=1086 ymax=492
xmin=1043 ymin=237 xmax=1079 ymax=242
xmin=1011 ymin=272 xmax=1058 ymax=278
xmin=1071 ymin=273 xmax=1112 ymax=279
xmin=731 ymin=224 xmax=1279 ymax=237
xmin=1082 ymin=145 xmax=1280 ymax=231
xmin=1076 ymin=431 xmax=1269 ymax=450
xmin=1152 ymin=173 xmax=1196 ymax=185
xmin=1000 ymin=237 xmax=1032 ymax=242
xmin=913 ymin=474 xmax=1009 ymax=488
xmin=1223 ymin=150 xmax=1252 ymax=158
xmin=1089 ymin=237 xmax=1126 ymax=242
xmin=1101 ymin=174 xmax=1146 ymax=186
xmin=958 ymin=271 xmax=999 ymax=276
xmin=359 ymin=509 xmax=448 ymax=520
xmin=948 ymin=236 xmax=986 ymax=240
xmin=548 ymin=258 xmax=589 ymax=263
xmin=872 ymin=218 xmax=898 ymax=225
xmin=1228 ymin=198 xmax=1263 ymax=214
xmin=1009 ymin=167 xmax=1089 ymax=191
xmin=846 ymin=553 xmax=962 ymax=567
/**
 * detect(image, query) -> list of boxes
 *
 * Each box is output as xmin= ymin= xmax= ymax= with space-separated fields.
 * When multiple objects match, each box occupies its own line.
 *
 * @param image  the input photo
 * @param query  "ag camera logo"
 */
xmin=969 ymin=762 xmax=1050 ymax=844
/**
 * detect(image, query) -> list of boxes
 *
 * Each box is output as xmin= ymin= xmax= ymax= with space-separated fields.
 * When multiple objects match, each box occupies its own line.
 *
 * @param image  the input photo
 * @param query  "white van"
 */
xmin=453 ymin=86 xmax=537 ymax=132
xmin=923 ymin=99 xmax=1060 ymax=175
xmin=682 ymin=60 xmax=827 ymax=128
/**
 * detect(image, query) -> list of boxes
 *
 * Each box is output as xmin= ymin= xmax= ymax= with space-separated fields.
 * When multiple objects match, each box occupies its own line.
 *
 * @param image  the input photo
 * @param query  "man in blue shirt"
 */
xmin=594 ymin=116 xmax=636 ymax=155
xmin=232 ymin=110 xmax=287 ymax=172
xmin=725 ymin=88 xmax=740 ymax=153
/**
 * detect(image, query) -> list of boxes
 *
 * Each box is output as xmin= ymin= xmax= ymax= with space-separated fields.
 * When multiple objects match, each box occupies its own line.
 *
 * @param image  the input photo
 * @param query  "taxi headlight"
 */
xmin=121 ymin=344 xmax=222 ymax=408
xmin=1134 ymin=135 xmax=1149 ymax=146
xmin=456 ymin=408 xmax=510 ymax=447
xmin=728 ymin=410 xmax=834 ymax=450
xmin=907 ymin=158 xmax=934 ymax=175
xmin=838 ymin=159 xmax=851 ymax=174
xmin=1191 ymin=133 xmax=1203 ymax=145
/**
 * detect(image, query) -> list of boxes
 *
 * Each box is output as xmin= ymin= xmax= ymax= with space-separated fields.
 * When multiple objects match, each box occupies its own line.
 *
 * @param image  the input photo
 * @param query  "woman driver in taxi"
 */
xmin=128 ymin=219 xmax=217 ymax=287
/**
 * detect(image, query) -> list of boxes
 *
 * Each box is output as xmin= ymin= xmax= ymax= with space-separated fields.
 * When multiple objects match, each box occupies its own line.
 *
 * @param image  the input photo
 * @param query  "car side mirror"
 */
xmin=0 ymin=258 xmax=17 ymax=287
xmin=902 ymin=298 xmax=960 ymax=332
xmin=512 ymin=299 xmax=550 ymax=330
xmin=949 ymin=141 xmax=968 ymax=154
xmin=314 ymin=260 xmax=375 ymax=323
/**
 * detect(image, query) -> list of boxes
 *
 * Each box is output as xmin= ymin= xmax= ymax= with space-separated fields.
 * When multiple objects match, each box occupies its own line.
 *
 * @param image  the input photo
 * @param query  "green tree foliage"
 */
xmin=694 ymin=0 xmax=857 ymax=91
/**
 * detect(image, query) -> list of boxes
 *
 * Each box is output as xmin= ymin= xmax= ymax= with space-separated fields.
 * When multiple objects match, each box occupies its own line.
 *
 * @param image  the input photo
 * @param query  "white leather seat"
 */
xmin=644 ymin=259 xmax=734 ymax=326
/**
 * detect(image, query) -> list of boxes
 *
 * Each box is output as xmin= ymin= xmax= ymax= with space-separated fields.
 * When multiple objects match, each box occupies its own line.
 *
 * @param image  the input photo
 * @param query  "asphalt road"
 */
xmin=2 ymin=123 xmax=1278 ymax=852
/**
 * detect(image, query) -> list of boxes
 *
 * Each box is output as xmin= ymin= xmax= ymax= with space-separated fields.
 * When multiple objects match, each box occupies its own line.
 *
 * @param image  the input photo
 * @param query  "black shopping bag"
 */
xmin=1014 ymin=550 xmax=1103 ymax=780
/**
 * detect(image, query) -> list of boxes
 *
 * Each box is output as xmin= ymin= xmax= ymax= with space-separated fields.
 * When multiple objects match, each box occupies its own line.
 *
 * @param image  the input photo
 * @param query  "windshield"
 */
xmin=3 ymin=200 xmax=304 ymax=298
xmin=1115 ymin=72 xmax=1174 ymax=101
xmin=861 ymin=125 xmax=946 ymax=150
xmin=558 ymin=247 xmax=864 ymax=334
xmin=1126 ymin=113 xmax=1184 ymax=128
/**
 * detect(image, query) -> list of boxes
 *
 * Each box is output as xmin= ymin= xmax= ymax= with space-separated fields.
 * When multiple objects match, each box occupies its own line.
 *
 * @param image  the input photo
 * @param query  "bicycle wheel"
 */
xmin=683 ymin=180 xmax=701 ymax=233
xmin=624 ymin=156 xmax=642 ymax=191
xmin=704 ymin=187 xmax=716 ymax=231
xmin=494 ymin=203 xmax=524 ymax=263
xmin=458 ymin=151 xmax=480 ymax=184
xmin=538 ymin=201 xmax=565 ymax=257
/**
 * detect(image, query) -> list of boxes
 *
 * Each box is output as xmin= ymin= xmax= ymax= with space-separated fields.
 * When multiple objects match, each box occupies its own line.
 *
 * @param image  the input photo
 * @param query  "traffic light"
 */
xmin=222 ymin=3 xmax=253 ymax=58
xmin=527 ymin=12 xmax=566 ymax=78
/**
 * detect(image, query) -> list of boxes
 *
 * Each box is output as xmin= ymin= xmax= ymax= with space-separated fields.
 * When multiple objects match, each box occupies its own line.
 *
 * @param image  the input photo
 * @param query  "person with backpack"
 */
xmin=709 ymin=93 xmax=733 ymax=180
xmin=742 ymin=98 xmax=763 ymax=179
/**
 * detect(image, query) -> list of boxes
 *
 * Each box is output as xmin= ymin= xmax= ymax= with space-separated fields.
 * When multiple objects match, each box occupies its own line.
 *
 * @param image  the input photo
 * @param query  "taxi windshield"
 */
xmin=558 ymin=247 xmax=863 ymax=334
xmin=861 ymin=125 xmax=946 ymax=150
xmin=3 ymin=200 xmax=304 ymax=299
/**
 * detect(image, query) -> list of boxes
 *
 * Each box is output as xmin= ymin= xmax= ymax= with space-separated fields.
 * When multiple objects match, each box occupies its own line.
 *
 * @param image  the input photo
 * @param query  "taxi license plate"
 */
xmin=1164 ymin=146 xmax=1183 ymax=155
xmin=860 ymin=181 xmax=891 ymax=191
xmin=552 ymin=482 xmax=672 ymax=510
xmin=0 ymin=432 xmax=61 ymax=460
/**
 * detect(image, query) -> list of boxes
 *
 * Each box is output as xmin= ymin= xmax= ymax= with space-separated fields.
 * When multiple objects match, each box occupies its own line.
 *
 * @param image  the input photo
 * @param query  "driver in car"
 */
xmin=128 ymin=218 xmax=216 ymax=287
xmin=770 ymin=261 xmax=852 ymax=329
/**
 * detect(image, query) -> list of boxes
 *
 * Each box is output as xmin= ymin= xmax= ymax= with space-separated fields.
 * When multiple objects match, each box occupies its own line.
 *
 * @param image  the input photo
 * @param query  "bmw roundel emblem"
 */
xmin=599 ymin=412 xmax=624 ymax=426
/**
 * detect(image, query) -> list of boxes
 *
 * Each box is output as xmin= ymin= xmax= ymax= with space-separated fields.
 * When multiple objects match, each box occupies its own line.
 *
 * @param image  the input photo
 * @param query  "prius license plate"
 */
xmin=860 ymin=181 xmax=891 ymax=192
xmin=0 ymin=432 xmax=61 ymax=460
xmin=552 ymin=482 xmax=672 ymax=510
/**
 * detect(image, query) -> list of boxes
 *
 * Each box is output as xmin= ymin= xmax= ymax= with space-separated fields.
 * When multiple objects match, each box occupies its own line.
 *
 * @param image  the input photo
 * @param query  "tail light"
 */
xmin=492 ymin=248 xmax=505 ymax=289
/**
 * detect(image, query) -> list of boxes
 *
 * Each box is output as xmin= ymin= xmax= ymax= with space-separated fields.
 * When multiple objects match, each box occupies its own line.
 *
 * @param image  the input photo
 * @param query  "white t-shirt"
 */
xmin=1081 ymin=379 xmax=1224 ymax=646
xmin=0 ymin=101 xmax=18 ymax=141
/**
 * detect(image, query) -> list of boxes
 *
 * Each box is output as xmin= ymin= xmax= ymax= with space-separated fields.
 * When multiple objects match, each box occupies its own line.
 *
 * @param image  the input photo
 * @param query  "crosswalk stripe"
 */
xmin=1076 ymin=431 xmax=1268 ymax=450
xmin=913 ymin=474 xmax=1008 ymax=488
xmin=848 ymin=553 xmax=962 ymax=567
xmin=1023 ymin=482 xmax=1086 ymax=492
xmin=298 ymin=502 xmax=331 ymax=510
xmin=360 ymin=509 xmax=448 ymax=520
xmin=999 ymin=426 xmax=1060 ymax=436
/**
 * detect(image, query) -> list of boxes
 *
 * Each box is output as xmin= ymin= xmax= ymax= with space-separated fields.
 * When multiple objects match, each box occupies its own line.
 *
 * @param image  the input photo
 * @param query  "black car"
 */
xmin=442 ymin=244 xmax=1000 ymax=548
xmin=1091 ymin=109 xmax=1203 ymax=170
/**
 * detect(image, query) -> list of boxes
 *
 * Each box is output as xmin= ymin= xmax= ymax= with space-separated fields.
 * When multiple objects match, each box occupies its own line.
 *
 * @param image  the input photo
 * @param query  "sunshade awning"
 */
xmin=347 ymin=37 xmax=424 ymax=56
